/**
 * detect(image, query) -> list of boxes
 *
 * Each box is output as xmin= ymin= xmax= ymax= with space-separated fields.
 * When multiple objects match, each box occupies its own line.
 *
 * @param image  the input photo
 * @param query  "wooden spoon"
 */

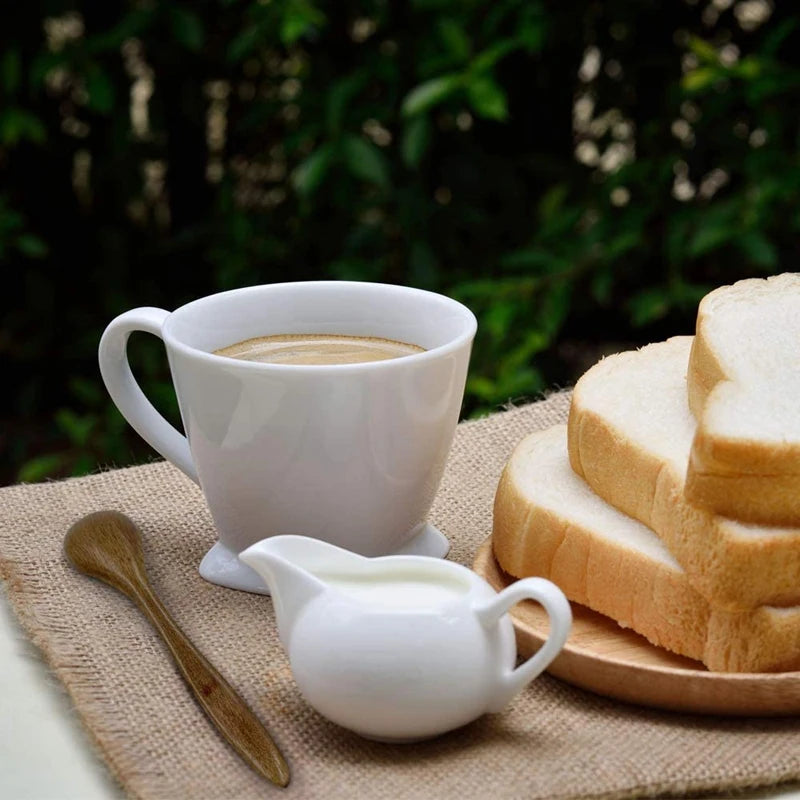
xmin=64 ymin=510 xmax=290 ymax=788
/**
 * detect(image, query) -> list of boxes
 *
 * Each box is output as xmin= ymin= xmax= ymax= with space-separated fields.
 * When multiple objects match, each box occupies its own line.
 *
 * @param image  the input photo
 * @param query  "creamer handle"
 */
xmin=98 ymin=307 xmax=198 ymax=483
xmin=475 ymin=577 xmax=571 ymax=712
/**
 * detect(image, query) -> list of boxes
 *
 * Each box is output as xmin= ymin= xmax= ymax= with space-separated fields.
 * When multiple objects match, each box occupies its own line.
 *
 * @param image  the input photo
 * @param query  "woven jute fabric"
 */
xmin=2 ymin=390 xmax=799 ymax=800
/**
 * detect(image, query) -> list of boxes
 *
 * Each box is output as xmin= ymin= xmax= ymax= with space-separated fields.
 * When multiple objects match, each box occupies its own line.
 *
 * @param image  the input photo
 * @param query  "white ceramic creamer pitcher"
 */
xmin=239 ymin=535 xmax=571 ymax=742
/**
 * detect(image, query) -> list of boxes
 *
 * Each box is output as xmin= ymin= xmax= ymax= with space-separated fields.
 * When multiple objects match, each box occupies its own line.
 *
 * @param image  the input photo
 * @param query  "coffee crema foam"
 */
xmin=213 ymin=333 xmax=425 ymax=365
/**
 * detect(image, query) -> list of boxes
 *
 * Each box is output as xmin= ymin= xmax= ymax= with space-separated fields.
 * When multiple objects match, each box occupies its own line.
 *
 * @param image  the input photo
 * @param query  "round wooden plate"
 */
xmin=473 ymin=537 xmax=800 ymax=716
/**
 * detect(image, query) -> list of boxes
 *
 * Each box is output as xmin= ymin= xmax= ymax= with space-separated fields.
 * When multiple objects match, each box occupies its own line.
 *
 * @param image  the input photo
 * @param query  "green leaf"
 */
xmin=688 ymin=224 xmax=735 ymax=258
xmin=18 ymin=454 xmax=66 ymax=483
xmin=281 ymin=16 xmax=309 ymax=45
xmin=0 ymin=203 xmax=24 ymax=232
xmin=517 ymin=11 xmax=546 ymax=53
xmin=326 ymin=73 xmax=367 ymax=135
xmin=0 ymin=108 xmax=46 ymax=146
xmin=499 ymin=247 xmax=558 ymax=273
xmin=466 ymin=75 xmax=508 ymax=121
xmin=681 ymin=66 xmax=718 ymax=92
xmin=69 ymin=377 xmax=103 ymax=406
xmin=281 ymin=0 xmax=326 ymax=45
xmin=503 ymin=329 xmax=550 ymax=370
xmin=734 ymin=57 xmax=761 ymax=81
xmin=629 ymin=287 xmax=670 ymax=327
xmin=341 ymin=135 xmax=390 ymax=188
xmin=484 ymin=299 xmax=517 ymax=340
xmin=538 ymin=183 xmax=568 ymax=222
xmin=470 ymin=40 xmax=518 ymax=74
xmin=86 ymin=9 xmax=154 ymax=53
xmin=491 ymin=364 xmax=545 ymax=401
xmin=1 ymin=49 xmax=21 ymax=94
xmin=71 ymin=454 xmax=96 ymax=477
xmin=401 ymin=116 xmax=431 ymax=167
xmin=16 ymin=234 xmax=48 ymax=258
xmin=736 ymin=231 xmax=778 ymax=269
xmin=451 ymin=278 xmax=508 ymax=300
xmin=55 ymin=409 xmax=96 ymax=447
xmin=291 ymin=142 xmax=336 ymax=197
xmin=539 ymin=206 xmax=583 ymax=240
xmin=603 ymin=229 xmax=642 ymax=261
xmin=466 ymin=374 xmax=499 ymax=402
xmin=401 ymin=73 xmax=462 ymax=117
xmin=86 ymin=68 xmax=115 ymax=114
xmin=169 ymin=7 xmax=205 ymax=52
xmin=438 ymin=19 xmax=470 ymax=62
xmin=0 ymin=110 xmax=20 ymax=143
xmin=591 ymin=268 xmax=615 ymax=304
xmin=29 ymin=52 xmax=64 ymax=88
xmin=762 ymin=18 xmax=799 ymax=57
xmin=539 ymin=280 xmax=572 ymax=337
xmin=688 ymin=36 xmax=718 ymax=64
xmin=228 ymin=25 xmax=263 ymax=62
xmin=672 ymin=280 xmax=712 ymax=309
xmin=745 ymin=70 xmax=800 ymax=102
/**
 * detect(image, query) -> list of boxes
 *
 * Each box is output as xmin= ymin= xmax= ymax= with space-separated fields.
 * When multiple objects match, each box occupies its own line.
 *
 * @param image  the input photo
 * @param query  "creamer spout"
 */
xmin=239 ymin=535 xmax=331 ymax=643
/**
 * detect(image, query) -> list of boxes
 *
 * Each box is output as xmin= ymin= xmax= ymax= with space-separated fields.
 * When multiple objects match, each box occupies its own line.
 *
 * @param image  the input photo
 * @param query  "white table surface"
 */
xmin=1 ymin=590 xmax=799 ymax=800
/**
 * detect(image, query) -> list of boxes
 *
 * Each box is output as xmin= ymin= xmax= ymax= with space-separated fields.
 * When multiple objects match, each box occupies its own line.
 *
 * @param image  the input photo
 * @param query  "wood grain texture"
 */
xmin=64 ymin=511 xmax=290 ymax=787
xmin=473 ymin=537 xmax=800 ymax=716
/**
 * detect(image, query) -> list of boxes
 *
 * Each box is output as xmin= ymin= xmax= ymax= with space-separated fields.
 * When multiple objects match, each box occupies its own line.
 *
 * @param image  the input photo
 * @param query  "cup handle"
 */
xmin=98 ymin=307 xmax=198 ymax=483
xmin=475 ymin=577 xmax=572 ymax=712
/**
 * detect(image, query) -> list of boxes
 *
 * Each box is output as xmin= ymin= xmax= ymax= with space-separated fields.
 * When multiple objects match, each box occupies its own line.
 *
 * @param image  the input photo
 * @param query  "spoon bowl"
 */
xmin=65 ymin=510 xmax=149 ymax=594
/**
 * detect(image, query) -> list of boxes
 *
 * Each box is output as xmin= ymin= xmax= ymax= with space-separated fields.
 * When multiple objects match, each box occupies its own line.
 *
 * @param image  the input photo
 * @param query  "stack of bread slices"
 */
xmin=492 ymin=273 xmax=800 ymax=672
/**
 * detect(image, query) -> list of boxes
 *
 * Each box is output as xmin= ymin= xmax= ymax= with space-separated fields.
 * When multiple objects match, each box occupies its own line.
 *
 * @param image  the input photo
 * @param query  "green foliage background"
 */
xmin=1 ymin=0 xmax=798 ymax=484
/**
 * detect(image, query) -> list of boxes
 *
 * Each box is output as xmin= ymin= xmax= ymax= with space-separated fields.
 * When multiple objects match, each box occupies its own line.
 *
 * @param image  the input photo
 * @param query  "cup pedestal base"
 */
xmin=198 ymin=523 xmax=451 ymax=594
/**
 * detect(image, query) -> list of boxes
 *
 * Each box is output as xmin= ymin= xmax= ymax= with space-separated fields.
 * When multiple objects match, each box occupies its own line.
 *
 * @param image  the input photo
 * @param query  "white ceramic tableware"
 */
xmin=98 ymin=281 xmax=476 ymax=592
xmin=239 ymin=534 xmax=572 ymax=742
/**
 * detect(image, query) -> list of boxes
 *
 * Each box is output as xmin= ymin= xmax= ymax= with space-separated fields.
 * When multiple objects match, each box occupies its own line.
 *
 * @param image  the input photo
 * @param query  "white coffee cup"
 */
xmin=98 ymin=281 xmax=477 ymax=592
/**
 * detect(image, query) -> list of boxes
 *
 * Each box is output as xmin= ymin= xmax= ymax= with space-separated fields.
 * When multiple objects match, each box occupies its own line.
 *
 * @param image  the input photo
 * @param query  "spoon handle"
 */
xmin=130 ymin=580 xmax=290 ymax=787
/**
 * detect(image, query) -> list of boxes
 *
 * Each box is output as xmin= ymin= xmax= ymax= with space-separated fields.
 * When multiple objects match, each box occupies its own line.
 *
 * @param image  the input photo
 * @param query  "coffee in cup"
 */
xmin=214 ymin=333 xmax=424 ymax=365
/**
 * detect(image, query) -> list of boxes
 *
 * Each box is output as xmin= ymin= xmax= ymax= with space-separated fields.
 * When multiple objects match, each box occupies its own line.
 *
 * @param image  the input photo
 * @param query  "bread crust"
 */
xmin=493 ymin=427 xmax=800 ymax=672
xmin=686 ymin=328 xmax=723 ymax=418
xmin=685 ymin=274 xmax=800 ymax=525
xmin=569 ymin=339 xmax=800 ymax=610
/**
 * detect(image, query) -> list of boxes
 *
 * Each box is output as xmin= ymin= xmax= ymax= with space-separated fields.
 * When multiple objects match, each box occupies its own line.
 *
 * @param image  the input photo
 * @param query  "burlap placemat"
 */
xmin=1 ymin=390 xmax=799 ymax=800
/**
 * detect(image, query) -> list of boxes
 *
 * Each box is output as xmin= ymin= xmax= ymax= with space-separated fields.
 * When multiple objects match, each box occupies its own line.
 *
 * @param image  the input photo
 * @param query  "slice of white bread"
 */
xmin=493 ymin=425 xmax=800 ymax=673
xmin=686 ymin=273 xmax=800 ymax=525
xmin=568 ymin=335 xmax=800 ymax=610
